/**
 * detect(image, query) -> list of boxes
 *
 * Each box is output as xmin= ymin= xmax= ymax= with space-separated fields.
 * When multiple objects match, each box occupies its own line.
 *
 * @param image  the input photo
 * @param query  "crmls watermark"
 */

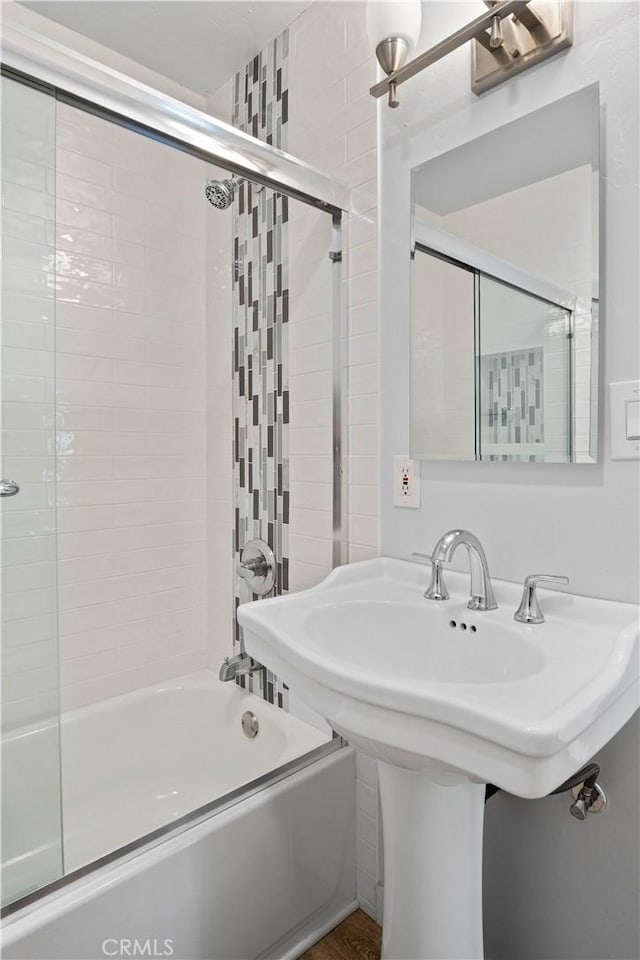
xmin=101 ymin=939 xmax=174 ymax=958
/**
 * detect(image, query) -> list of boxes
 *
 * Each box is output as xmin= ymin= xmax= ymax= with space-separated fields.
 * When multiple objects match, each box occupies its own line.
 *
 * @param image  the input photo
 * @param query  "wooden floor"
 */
xmin=299 ymin=910 xmax=382 ymax=960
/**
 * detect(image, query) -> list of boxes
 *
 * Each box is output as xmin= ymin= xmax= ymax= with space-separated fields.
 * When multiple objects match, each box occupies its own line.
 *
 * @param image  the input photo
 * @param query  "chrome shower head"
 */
xmin=205 ymin=176 xmax=239 ymax=210
xmin=205 ymin=176 xmax=265 ymax=210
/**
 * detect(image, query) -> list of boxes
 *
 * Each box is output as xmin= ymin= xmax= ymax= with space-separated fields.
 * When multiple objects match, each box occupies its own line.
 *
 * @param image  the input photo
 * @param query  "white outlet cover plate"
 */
xmin=393 ymin=456 xmax=421 ymax=508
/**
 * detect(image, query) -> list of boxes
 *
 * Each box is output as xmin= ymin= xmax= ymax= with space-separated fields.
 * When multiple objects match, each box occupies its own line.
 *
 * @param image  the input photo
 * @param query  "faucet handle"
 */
xmin=524 ymin=574 xmax=569 ymax=588
xmin=411 ymin=553 xmax=450 ymax=601
xmin=514 ymin=574 xmax=570 ymax=624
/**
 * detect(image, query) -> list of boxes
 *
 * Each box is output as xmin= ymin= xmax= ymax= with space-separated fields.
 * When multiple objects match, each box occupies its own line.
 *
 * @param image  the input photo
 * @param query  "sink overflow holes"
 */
xmin=449 ymin=620 xmax=477 ymax=633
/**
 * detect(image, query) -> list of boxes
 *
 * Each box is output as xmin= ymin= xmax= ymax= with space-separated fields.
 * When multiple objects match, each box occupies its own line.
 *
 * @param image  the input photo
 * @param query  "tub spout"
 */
xmin=219 ymin=652 xmax=262 ymax=681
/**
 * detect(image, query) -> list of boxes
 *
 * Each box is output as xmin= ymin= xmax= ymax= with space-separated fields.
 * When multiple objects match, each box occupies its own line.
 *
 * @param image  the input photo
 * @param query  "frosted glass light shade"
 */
xmin=366 ymin=0 xmax=422 ymax=53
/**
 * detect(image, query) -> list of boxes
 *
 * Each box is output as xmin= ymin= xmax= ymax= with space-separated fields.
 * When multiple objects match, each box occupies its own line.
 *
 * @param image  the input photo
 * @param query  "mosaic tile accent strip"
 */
xmin=232 ymin=32 xmax=289 ymax=705
xmin=481 ymin=347 xmax=544 ymax=462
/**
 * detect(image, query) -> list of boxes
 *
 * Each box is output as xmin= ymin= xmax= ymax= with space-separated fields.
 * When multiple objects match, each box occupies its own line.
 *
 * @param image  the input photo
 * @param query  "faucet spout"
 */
xmin=219 ymin=652 xmax=261 ymax=681
xmin=430 ymin=529 xmax=498 ymax=612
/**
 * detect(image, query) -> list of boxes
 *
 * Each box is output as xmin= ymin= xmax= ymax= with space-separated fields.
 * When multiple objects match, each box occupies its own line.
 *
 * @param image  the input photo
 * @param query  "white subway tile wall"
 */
xmin=204 ymin=72 xmax=236 ymax=678
xmin=205 ymin=164 xmax=235 ymax=674
xmin=52 ymin=103 xmax=209 ymax=710
xmin=1 ymin=75 xmax=68 ymax=905
xmin=288 ymin=0 xmax=381 ymax=919
xmin=230 ymin=36 xmax=294 ymax=708
xmin=288 ymin=203 xmax=335 ymax=592
xmin=289 ymin=0 xmax=379 ymax=570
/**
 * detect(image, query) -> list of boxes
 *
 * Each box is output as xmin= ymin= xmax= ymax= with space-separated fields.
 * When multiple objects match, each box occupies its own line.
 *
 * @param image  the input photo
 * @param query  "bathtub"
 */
xmin=2 ymin=671 xmax=357 ymax=959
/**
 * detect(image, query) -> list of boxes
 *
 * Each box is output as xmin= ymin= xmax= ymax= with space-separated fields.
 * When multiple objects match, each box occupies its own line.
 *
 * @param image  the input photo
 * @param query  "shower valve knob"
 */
xmin=0 ymin=479 xmax=20 ymax=497
xmin=236 ymin=538 xmax=276 ymax=596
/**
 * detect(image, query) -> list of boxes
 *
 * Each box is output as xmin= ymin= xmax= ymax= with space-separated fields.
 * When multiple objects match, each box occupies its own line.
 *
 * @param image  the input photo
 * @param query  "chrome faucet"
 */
xmin=219 ymin=651 xmax=262 ymax=681
xmin=424 ymin=529 xmax=498 ymax=612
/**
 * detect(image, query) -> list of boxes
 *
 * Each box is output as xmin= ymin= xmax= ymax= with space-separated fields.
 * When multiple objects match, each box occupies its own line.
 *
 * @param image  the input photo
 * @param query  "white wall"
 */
xmin=379 ymin=2 xmax=639 ymax=956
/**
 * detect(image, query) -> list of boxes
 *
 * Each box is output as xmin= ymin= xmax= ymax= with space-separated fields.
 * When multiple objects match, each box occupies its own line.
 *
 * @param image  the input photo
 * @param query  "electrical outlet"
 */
xmin=393 ymin=456 xmax=421 ymax=508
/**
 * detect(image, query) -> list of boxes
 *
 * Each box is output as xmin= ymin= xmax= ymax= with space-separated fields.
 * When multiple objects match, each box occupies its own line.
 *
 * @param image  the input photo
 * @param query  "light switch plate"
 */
xmin=393 ymin=456 xmax=421 ymax=508
xmin=625 ymin=400 xmax=640 ymax=440
xmin=609 ymin=381 xmax=640 ymax=459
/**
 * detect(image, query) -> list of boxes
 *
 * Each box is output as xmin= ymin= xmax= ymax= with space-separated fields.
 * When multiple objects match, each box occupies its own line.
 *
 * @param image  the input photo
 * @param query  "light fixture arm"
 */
xmin=370 ymin=0 xmax=572 ymax=105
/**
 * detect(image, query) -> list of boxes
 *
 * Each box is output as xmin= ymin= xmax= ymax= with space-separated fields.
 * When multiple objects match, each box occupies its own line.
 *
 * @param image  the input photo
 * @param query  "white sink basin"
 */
xmin=305 ymin=601 xmax=545 ymax=683
xmin=239 ymin=557 xmax=639 ymax=797
xmin=238 ymin=557 xmax=639 ymax=960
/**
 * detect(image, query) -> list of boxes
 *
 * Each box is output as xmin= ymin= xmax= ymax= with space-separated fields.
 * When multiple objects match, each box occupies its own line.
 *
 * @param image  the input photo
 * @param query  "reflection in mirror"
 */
xmin=410 ymin=84 xmax=600 ymax=463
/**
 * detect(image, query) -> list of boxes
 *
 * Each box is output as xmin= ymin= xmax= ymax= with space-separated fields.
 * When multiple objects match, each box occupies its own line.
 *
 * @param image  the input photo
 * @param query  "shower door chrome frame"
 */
xmin=1 ymin=738 xmax=344 ymax=920
xmin=0 ymin=19 xmax=350 ymax=915
xmin=1 ymin=20 xmax=349 ymax=211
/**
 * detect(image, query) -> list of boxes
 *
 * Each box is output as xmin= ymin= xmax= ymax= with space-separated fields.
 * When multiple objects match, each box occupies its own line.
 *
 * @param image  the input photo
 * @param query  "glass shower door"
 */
xmin=1 ymin=75 xmax=64 ymax=905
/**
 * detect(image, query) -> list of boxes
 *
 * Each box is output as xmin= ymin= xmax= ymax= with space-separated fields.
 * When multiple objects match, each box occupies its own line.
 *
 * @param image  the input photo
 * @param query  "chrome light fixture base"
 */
xmin=376 ymin=36 xmax=410 ymax=76
xmin=375 ymin=37 xmax=409 ymax=108
xmin=471 ymin=0 xmax=573 ymax=95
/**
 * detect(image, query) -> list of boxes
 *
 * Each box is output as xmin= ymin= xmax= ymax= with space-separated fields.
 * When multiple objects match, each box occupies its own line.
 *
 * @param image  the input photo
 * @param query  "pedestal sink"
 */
xmin=238 ymin=558 xmax=640 ymax=960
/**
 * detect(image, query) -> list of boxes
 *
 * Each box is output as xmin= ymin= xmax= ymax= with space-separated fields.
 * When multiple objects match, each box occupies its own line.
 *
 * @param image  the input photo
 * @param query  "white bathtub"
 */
xmin=2 ymin=671 xmax=357 ymax=959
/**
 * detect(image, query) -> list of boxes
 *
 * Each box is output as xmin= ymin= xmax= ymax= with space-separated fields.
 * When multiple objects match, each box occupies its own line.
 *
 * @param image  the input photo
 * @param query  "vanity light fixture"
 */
xmin=369 ymin=0 xmax=573 ymax=107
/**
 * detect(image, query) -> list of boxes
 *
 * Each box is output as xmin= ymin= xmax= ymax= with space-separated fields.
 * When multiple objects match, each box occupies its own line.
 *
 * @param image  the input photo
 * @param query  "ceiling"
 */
xmin=19 ymin=1 xmax=310 ymax=95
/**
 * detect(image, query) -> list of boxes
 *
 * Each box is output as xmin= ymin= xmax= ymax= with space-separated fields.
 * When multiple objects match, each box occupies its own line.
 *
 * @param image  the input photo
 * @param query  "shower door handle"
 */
xmin=0 ymin=480 xmax=20 ymax=497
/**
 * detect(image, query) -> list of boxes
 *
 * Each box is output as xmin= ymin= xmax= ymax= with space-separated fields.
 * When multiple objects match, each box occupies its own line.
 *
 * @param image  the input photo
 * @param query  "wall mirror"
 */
xmin=410 ymin=84 xmax=600 ymax=463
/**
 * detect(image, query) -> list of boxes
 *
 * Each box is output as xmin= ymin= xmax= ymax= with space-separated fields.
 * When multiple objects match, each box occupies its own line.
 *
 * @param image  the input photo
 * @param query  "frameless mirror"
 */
xmin=410 ymin=84 xmax=600 ymax=463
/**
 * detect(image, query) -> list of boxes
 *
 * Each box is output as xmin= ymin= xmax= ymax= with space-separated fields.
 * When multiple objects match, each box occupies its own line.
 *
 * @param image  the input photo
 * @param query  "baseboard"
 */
xmin=375 ymin=881 xmax=385 ymax=925
xmin=269 ymin=898 xmax=360 ymax=960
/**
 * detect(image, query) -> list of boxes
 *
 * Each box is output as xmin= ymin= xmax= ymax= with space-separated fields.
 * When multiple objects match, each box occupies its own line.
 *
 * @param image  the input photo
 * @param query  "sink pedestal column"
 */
xmin=377 ymin=762 xmax=485 ymax=960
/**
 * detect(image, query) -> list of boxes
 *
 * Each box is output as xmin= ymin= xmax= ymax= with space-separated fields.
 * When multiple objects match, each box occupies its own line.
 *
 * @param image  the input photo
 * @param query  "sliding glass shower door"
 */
xmin=477 ymin=275 xmax=572 ymax=462
xmin=1 ymin=66 xmax=342 ymax=910
xmin=411 ymin=244 xmax=574 ymax=462
xmin=1 ymin=75 xmax=64 ymax=905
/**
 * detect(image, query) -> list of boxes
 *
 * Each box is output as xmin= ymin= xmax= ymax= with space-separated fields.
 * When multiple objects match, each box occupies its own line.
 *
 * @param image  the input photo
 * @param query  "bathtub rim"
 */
xmin=1 ymin=736 xmax=344 ymax=921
